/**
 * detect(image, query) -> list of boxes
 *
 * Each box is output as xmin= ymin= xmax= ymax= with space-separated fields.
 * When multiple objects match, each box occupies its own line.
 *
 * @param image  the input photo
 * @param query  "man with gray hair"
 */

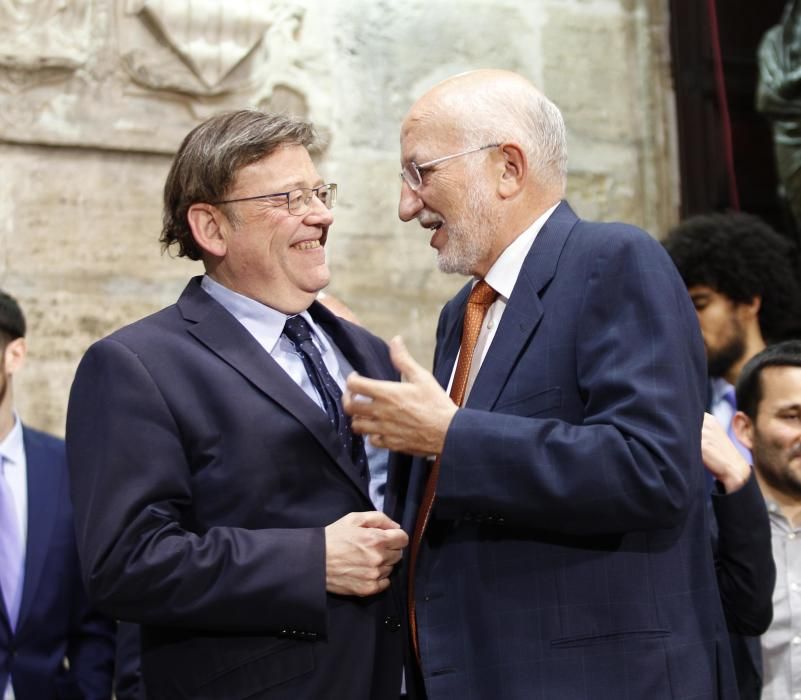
xmin=66 ymin=110 xmax=407 ymax=699
xmin=345 ymin=69 xmax=737 ymax=698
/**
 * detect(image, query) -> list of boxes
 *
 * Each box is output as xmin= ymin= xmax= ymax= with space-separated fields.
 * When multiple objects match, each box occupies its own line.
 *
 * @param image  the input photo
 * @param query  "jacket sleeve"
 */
xmin=65 ymin=337 xmax=327 ymax=635
xmin=711 ymin=473 xmax=775 ymax=635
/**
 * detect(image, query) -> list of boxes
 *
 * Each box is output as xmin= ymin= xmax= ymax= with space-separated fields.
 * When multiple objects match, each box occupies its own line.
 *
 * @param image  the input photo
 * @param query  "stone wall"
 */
xmin=1 ymin=0 xmax=678 ymax=435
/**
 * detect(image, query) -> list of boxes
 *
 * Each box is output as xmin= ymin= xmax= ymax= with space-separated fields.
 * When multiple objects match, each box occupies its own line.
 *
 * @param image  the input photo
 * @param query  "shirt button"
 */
xmin=793 ymin=635 xmax=801 ymax=645
xmin=793 ymin=693 xmax=801 ymax=700
xmin=793 ymin=582 xmax=801 ymax=592
xmin=790 ymin=532 xmax=797 ymax=540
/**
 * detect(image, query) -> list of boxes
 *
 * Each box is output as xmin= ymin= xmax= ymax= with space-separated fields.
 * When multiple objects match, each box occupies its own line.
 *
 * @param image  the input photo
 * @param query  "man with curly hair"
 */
xmin=664 ymin=211 xmax=801 ymax=700
xmin=664 ymin=212 xmax=801 ymax=457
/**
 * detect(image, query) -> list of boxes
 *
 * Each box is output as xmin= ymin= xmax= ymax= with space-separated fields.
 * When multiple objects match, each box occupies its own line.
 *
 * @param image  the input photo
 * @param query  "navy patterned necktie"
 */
xmin=283 ymin=315 xmax=368 ymax=477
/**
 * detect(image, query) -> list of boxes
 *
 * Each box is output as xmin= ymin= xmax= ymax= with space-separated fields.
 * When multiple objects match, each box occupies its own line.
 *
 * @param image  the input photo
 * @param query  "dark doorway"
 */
xmin=669 ymin=0 xmax=792 ymax=235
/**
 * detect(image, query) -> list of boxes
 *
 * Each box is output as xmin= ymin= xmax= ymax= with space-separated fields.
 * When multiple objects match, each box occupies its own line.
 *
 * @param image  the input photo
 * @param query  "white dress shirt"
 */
xmin=450 ymin=202 xmax=560 ymax=400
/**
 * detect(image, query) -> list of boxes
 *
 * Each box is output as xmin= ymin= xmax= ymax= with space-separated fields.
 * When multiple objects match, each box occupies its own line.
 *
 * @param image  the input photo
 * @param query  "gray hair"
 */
xmin=161 ymin=110 xmax=317 ymax=260
xmin=458 ymin=81 xmax=568 ymax=193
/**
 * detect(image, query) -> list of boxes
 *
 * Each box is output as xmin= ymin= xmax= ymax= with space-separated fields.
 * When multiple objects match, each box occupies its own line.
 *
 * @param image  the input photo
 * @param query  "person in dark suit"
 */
xmin=65 ymin=111 xmax=408 ymax=700
xmin=0 ymin=290 xmax=115 ymax=700
xmin=344 ymin=69 xmax=737 ymax=699
xmin=701 ymin=412 xmax=775 ymax=700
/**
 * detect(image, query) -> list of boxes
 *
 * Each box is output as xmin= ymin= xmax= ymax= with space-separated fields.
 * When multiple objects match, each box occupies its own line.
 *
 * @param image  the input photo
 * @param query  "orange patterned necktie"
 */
xmin=407 ymin=279 xmax=498 ymax=662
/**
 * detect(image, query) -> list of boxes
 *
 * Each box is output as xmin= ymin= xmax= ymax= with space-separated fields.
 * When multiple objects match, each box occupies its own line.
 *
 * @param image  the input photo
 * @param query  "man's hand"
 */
xmin=343 ymin=336 xmax=458 ymax=456
xmin=701 ymin=412 xmax=752 ymax=493
xmin=324 ymin=511 xmax=409 ymax=596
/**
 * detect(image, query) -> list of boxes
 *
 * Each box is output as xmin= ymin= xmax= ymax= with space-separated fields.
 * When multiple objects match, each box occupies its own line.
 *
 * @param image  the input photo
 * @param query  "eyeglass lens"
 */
xmin=289 ymin=184 xmax=337 ymax=214
xmin=401 ymin=165 xmax=422 ymax=191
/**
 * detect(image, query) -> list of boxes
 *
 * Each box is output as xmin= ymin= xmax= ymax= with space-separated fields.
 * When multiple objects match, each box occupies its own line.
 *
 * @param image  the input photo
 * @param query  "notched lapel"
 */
xmin=434 ymin=288 xmax=471 ymax=390
xmin=309 ymin=302 xmax=386 ymax=380
xmin=466 ymin=274 xmax=544 ymax=412
xmin=467 ymin=201 xmax=577 ymax=412
xmin=178 ymin=281 xmax=370 ymax=501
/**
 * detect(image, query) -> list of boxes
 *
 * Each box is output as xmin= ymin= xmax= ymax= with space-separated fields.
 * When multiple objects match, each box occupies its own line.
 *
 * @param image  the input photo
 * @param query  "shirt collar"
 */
xmin=484 ymin=202 xmax=560 ymax=299
xmin=0 ymin=414 xmax=24 ymax=468
xmin=711 ymin=377 xmax=734 ymax=405
xmin=200 ymin=275 xmax=330 ymax=354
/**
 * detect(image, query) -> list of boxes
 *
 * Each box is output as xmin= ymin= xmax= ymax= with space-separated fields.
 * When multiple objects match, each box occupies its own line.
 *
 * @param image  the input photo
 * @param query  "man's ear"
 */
xmin=187 ymin=204 xmax=229 ymax=258
xmin=732 ymin=410 xmax=754 ymax=451
xmin=3 ymin=337 xmax=26 ymax=376
xmin=739 ymin=295 xmax=762 ymax=322
xmin=496 ymin=143 xmax=527 ymax=199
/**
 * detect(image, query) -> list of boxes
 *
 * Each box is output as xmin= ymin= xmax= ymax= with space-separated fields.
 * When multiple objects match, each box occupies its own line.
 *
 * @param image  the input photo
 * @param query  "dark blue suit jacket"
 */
xmin=401 ymin=202 xmax=738 ymax=699
xmin=66 ymin=279 xmax=404 ymax=700
xmin=0 ymin=427 xmax=114 ymax=700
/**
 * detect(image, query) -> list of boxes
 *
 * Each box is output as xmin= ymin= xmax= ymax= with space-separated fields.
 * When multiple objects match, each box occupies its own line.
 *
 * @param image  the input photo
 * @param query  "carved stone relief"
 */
xmin=0 ymin=0 xmax=330 ymax=153
xmin=0 ymin=0 xmax=92 ymax=70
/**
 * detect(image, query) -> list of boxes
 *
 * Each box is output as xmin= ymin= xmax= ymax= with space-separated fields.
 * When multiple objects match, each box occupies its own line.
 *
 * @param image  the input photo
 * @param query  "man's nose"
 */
xmin=398 ymin=180 xmax=424 ymax=222
xmin=305 ymin=194 xmax=335 ymax=225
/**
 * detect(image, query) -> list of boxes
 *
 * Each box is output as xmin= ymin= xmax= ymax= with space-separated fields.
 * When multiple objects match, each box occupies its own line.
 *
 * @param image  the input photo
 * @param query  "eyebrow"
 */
xmin=281 ymin=179 xmax=325 ymax=190
xmin=241 ymin=179 xmax=325 ymax=196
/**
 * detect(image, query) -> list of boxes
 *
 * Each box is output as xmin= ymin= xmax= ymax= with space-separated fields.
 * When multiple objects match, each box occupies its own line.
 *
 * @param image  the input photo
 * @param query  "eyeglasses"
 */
xmin=400 ymin=144 xmax=500 ymax=191
xmin=212 ymin=183 xmax=337 ymax=216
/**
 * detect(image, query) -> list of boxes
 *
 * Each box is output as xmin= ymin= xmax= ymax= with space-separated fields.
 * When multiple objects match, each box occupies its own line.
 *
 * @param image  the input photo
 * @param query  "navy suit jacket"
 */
xmin=400 ymin=202 xmax=738 ymax=699
xmin=0 ymin=427 xmax=115 ymax=700
xmin=66 ymin=278 xmax=404 ymax=700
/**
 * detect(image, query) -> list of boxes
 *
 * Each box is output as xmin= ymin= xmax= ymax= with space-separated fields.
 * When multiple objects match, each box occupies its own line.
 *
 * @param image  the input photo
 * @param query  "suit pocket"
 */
xmin=551 ymin=627 xmax=670 ymax=649
xmin=495 ymin=386 xmax=561 ymax=417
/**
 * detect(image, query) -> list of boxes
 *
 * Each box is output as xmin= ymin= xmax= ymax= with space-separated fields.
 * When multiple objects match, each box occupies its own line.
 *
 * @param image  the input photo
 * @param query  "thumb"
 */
xmin=357 ymin=511 xmax=401 ymax=529
xmin=389 ymin=336 xmax=424 ymax=382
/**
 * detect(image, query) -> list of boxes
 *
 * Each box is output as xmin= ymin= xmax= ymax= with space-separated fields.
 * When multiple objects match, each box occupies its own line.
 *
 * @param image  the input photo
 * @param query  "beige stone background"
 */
xmin=1 ymin=0 xmax=678 ymax=436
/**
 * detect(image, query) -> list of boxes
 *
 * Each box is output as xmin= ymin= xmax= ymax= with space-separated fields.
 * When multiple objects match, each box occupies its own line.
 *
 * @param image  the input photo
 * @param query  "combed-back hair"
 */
xmin=663 ymin=212 xmax=801 ymax=343
xmin=161 ymin=110 xmax=317 ymax=260
xmin=736 ymin=339 xmax=801 ymax=418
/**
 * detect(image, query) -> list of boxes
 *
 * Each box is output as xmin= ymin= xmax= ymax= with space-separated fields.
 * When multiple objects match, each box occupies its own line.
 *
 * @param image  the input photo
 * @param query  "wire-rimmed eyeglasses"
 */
xmin=400 ymin=144 xmax=501 ymax=191
xmin=212 ymin=183 xmax=337 ymax=216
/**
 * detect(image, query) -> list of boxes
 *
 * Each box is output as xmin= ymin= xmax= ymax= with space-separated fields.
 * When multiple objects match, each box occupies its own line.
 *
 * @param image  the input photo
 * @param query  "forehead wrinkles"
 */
xmin=401 ymin=104 xmax=453 ymax=158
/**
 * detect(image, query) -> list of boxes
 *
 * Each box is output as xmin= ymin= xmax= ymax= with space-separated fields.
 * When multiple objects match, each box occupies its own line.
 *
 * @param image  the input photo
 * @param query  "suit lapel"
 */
xmin=466 ymin=201 xmax=578 ymax=411
xmin=17 ymin=427 xmax=60 ymax=630
xmin=178 ymin=280 xmax=370 ymax=501
xmin=433 ymin=286 xmax=471 ymax=389
xmin=309 ymin=302 xmax=388 ymax=380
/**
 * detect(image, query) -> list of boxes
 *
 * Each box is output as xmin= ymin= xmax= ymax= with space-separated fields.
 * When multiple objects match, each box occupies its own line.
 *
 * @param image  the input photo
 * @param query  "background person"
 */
xmin=731 ymin=340 xmax=801 ymax=700
xmin=0 ymin=289 xmax=115 ymax=700
xmin=663 ymin=211 xmax=801 ymax=459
